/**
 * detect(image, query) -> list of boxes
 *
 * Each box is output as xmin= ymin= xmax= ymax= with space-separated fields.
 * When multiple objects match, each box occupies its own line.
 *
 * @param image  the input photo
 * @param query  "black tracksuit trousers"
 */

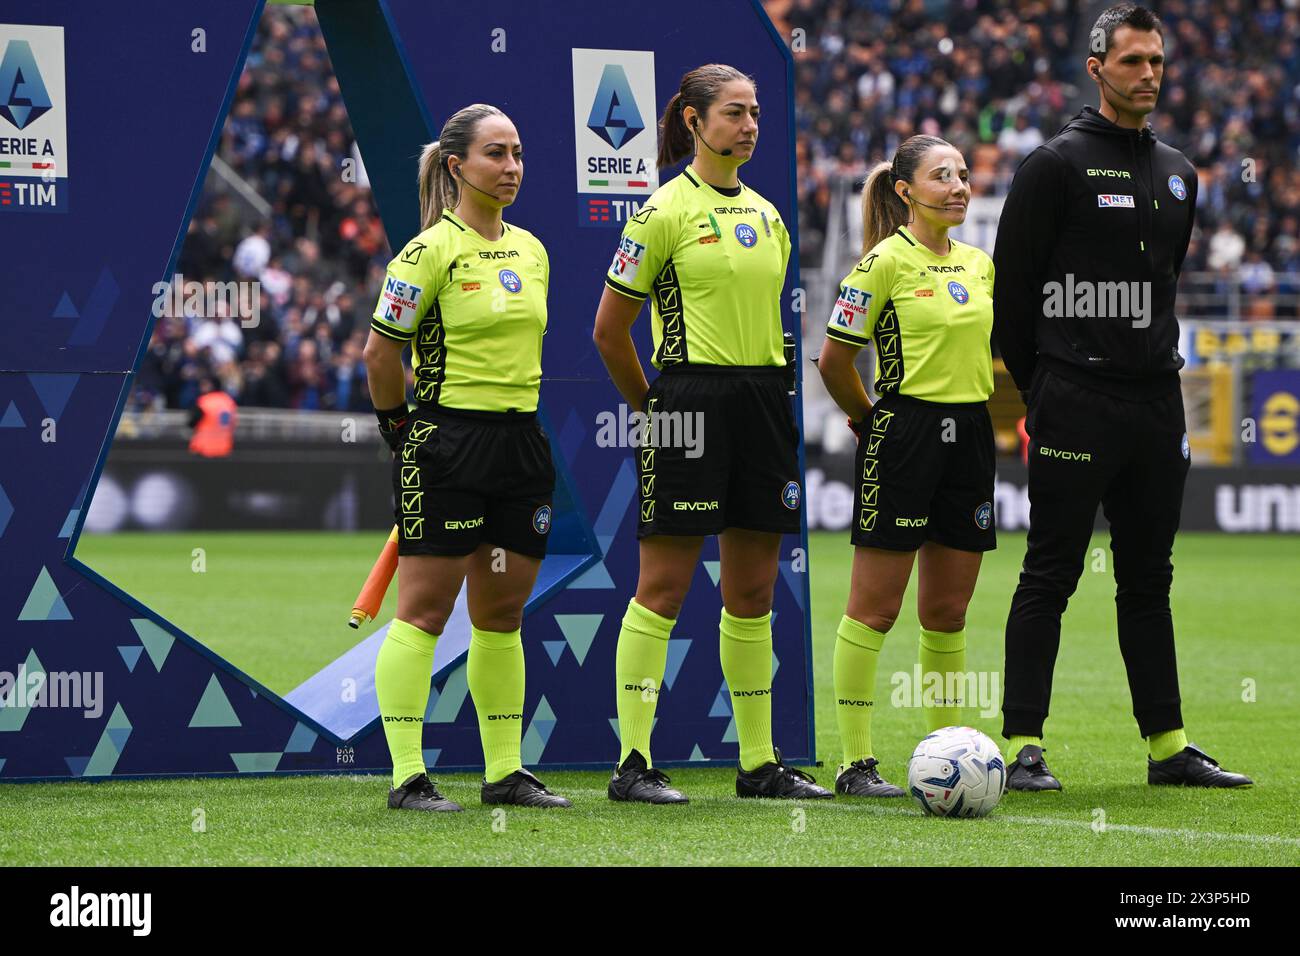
xmin=1002 ymin=367 xmax=1190 ymax=740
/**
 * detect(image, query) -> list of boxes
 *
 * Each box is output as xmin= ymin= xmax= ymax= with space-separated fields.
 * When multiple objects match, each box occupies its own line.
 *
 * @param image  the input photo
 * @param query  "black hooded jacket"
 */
xmin=992 ymin=106 xmax=1198 ymax=399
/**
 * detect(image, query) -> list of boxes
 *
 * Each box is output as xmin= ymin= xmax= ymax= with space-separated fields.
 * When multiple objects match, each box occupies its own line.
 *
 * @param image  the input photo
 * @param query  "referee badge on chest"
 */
xmin=947 ymin=281 xmax=969 ymax=304
xmin=498 ymin=269 xmax=523 ymax=293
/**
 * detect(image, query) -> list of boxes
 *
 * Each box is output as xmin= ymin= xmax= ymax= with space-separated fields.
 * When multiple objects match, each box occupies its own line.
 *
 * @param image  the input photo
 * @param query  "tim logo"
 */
xmin=782 ymin=480 xmax=801 ymax=510
xmin=0 ymin=39 xmax=50 ymax=129
xmin=498 ymin=269 xmax=522 ymax=293
xmin=587 ymin=63 xmax=644 ymax=149
xmin=735 ymin=223 xmax=758 ymax=247
xmin=947 ymin=281 xmax=969 ymax=304
xmin=532 ymin=505 xmax=552 ymax=535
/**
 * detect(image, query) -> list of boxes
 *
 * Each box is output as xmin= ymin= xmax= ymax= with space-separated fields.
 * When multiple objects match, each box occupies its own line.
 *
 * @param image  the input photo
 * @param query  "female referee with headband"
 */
xmin=817 ymin=135 xmax=997 ymax=797
xmin=594 ymin=64 xmax=831 ymax=803
xmin=363 ymin=104 xmax=570 ymax=812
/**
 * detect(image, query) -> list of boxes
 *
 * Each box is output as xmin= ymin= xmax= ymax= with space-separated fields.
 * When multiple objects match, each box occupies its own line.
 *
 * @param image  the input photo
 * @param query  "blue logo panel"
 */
xmin=586 ymin=64 xmax=644 ymax=149
xmin=0 ymin=0 xmax=812 ymax=781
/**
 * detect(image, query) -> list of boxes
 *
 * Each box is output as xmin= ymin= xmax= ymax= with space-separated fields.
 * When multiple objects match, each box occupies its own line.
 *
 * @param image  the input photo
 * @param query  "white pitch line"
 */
xmin=428 ymin=781 xmax=1300 ymax=848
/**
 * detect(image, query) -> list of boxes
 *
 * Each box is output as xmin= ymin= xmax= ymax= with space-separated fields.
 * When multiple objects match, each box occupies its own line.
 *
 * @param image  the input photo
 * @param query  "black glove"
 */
xmin=375 ymin=402 xmax=411 ymax=453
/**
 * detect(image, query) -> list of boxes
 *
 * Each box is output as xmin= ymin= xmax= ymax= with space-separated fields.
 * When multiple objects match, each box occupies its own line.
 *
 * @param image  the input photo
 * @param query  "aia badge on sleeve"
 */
xmin=533 ymin=505 xmax=552 ymax=535
xmin=781 ymin=481 xmax=801 ymax=510
xmin=1168 ymin=175 xmax=1187 ymax=201
xmin=974 ymin=501 xmax=992 ymax=530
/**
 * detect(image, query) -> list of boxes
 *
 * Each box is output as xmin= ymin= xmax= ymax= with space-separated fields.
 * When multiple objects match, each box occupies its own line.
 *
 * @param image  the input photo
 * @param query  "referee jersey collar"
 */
xmin=896 ymin=225 xmax=953 ymax=258
xmin=683 ymin=165 xmax=745 ymax=198
xmin=442 ymin=210 xmax=511 ymax=243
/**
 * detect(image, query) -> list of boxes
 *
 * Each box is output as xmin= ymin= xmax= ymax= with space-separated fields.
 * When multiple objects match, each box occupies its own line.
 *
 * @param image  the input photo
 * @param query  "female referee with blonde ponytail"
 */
xmin=816 ymin=135 xmax=997 ymax=797
xmin=363 ymin=104 xmax=570 ymax=812
xmin=594 ymin=64 xmax=831 ymax=804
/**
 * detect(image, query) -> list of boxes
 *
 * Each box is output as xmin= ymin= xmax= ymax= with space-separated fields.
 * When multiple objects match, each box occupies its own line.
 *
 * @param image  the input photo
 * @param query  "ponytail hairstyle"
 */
xmin=417 ymin=103 xmax=507 ymax=230
xmin=860 ymin=134 xmax=950 ymax=256
xmin=657 ymin=63 xmax=755 ymax=169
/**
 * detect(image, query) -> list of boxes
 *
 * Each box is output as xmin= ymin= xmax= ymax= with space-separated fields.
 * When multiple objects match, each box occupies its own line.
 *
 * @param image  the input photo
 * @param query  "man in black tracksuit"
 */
xmin=993 ymin=3 xmax=1250 ymax=790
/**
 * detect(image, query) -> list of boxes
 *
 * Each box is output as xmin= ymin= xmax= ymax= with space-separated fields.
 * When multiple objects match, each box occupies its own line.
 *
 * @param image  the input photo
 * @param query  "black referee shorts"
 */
xmin=851 ymin=392 xmax=996 ymax=553
xmin=637 ymin=364 xmax=803 ymax=538
xmin=394 ymin=405 xmax=555 ymax=559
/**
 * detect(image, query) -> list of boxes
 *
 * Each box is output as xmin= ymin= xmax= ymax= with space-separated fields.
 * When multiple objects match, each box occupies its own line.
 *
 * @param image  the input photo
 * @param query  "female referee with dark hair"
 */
xmin=593 ymin=64 xmax=831 ymax=803
xmin=817 ymin=135 xmax=998 ymax=797
xmin=363 ymin=103 xmax=570 ymax=812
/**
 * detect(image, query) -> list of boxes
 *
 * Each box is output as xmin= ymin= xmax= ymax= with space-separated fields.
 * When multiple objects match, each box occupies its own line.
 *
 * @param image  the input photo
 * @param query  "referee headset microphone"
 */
xmin=692 ymin=117 xmax=733 ymax=157
xmin=900 ymin=182 xmax=954 ymax=213
xmin=453 ymin=163 xmax=503 ymax=203
xmin=1092 ymin=63 xmax=1128 ymax=100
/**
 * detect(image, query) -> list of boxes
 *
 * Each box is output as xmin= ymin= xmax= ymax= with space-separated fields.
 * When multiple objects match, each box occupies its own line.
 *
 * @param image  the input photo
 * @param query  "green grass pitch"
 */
xmin=2 ymin=530 xmax=1295 ymax=865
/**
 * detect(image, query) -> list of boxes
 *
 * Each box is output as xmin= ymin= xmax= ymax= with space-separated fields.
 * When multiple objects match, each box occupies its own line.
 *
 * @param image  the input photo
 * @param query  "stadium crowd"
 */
xmin=132 ymin=0 xmax=1300 ymax=412
xmin=777 ymin=0 xmax=1300 ymax=305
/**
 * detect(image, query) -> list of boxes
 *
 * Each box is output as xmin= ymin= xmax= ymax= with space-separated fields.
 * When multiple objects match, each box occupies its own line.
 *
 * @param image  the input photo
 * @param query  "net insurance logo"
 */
xmin=0 ymin=25 xmax=68 ymax=213
xmin=572 ymin=49 xmax=658 ymax=229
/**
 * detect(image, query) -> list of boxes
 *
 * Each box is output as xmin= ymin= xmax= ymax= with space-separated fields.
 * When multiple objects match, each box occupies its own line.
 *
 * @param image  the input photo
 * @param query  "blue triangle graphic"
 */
xmin=285 ymin=722 xmax=317 ymax=753
xmin=708 ymin=683 xmax=732 ymax=718
xmin=555 ymin=614 xmax=602 ymax=666
xmin=567 ymin=560 xmax=615 ymax=589
xmin=542 ymin=640 xmax=566 ymax=666
xmin=26 ymin=373 xmax=78 ymax=420
xmin=0 ymin=402 xmax=24 ymax=428
xmin=690 ymin=744 xmax=706 ymax=761
xmin=18 ymin=566 xmax=72 ymax=621
xmin=117 ymin=645 xmax=143 ymax=672
xmin=52 ymin=291 xmax=79 ymax=318
xmin=0 ymin=758 xmax=5 ymax=775
xmin=58 ymin=508 xmax=78 ymax=538
xmin=107 ymin=727 xmax=131 ymax=753
xmin=532 ymin=719 xmax=556 ymax=745
xmin=422 ymin=748 xmax=441 ymax=767
xmin=64 ymin=756 xmax=90 ymax=777
xmin=532 ymin=695 xmax=556 ymax=723
xmin=189 ymin=675 xmax=242 ymax=728
xmin=722 ymin=717 xmax=738 ymax=743
xmin=230 ymin=753 xmax=281 ymax=773
xmin=703 ymin=561 xmax=721 ymax=586
xmin=106 ymin=702 xmax=131 ymax=732
xmin=131 ymin=619 xmax=174 ymax=672
xmin=428 ymin=665 xmax=469 ymax=723
xmin=663 ymin=639 xmax=691 ymax=690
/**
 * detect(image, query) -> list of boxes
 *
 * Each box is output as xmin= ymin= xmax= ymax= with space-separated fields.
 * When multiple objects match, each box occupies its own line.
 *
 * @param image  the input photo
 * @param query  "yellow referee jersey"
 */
xmin=825 ymin=225 xmax=994 ymax=403
xmin=604 ymin=166 xmax=790 ymax=369
xmin=371 ymin=210 xmax=548 ymax=412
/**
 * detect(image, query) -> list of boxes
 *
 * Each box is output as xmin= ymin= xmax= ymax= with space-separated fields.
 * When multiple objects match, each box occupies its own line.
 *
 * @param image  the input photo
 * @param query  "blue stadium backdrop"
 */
xmin=0 ymin=0 xmax=815 ymax=780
